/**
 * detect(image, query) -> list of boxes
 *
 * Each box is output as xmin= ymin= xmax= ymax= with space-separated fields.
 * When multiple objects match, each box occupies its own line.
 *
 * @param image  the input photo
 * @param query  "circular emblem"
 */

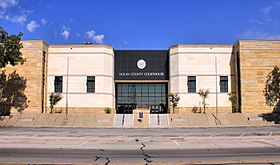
xmin=137 ymin=59 xmax=146 ymax=69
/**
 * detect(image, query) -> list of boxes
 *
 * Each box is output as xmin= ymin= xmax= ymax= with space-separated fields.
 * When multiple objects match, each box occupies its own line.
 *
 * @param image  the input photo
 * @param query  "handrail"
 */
xmin=212 ymin=113 xmax=221 ymax=125
xmin=122 ymin=114 xmax=125 ymax=126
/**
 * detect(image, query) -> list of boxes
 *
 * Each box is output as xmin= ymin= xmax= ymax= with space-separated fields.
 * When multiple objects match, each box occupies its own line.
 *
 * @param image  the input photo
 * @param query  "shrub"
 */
xmin=104 ymin=107 xmax=112 ymax=114
xmin=168 ymin=93 xmax=180 ymax=114
xmin=49 ymin=93 xmax=62 ymax=113
xmin=228 ymin=93 xmax=239 ymax=113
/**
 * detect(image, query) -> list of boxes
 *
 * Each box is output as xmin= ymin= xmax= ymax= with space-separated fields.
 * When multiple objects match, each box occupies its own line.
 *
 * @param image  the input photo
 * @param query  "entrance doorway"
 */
xmin=116 ymin=83 xmax=167 ymax=114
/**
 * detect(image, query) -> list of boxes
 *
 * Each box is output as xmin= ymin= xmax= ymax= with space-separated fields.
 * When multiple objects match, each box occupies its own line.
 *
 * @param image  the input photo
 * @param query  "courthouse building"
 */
xmin=7 ymin=40 xmax=280 ymax=114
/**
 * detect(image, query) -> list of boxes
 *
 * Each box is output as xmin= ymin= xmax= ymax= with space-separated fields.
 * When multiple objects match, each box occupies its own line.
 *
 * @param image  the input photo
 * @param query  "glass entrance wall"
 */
xmin=116 ymin=83 xmax=167 ymax=114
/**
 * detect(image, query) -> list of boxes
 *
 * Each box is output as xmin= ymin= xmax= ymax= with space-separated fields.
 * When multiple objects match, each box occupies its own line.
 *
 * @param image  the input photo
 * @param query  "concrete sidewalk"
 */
xmin=0 ymin=112 xmax=275 ymax=128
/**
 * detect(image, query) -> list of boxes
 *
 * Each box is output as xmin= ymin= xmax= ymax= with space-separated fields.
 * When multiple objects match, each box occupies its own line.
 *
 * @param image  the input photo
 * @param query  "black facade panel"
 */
xmin=114 ymin=50 xmax=169 ymax=80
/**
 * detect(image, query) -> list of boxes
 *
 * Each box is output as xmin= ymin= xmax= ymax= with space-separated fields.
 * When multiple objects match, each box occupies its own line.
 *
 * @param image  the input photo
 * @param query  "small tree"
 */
xmin=0 ymin=26 xmax=25 ymax=68
xmin=168 ymin=93 xmax=180 ymax=113
xmin=228 ymin=93 xmax=239 ymax=113
xmin=49 ymin=93 xmax=62 ymax=113
xmin=264 ymin=66 xmax=280 ymax=112
xmin=198 ymin=89 xmax=210 ymax=114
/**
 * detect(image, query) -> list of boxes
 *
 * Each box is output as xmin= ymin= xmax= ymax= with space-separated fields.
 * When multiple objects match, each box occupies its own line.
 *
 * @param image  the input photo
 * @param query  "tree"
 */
xmin=168 ymin=93 xmax=180 ymax=113
xmin=49 ymin=93 xmax=62 ymax=113
xmin=198 ymin=89 xmax=210 ymax=114
xmin=264 ymin=66 xmax=280 ymax=112
xmin=228 ymin=93 xmax=239 ymax=113
xmin=0 ymin=26 xmax=25 ymax=68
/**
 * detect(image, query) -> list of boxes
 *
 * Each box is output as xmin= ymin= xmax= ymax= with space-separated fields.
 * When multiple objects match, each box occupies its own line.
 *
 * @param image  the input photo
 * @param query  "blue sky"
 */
xmin=1 ymin=0 xmax=280 ymax=49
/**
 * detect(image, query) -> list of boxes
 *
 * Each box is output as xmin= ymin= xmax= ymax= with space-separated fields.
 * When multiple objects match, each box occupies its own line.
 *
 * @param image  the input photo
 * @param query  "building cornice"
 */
xmin=21 ymin=40 xmax=49 ymax=47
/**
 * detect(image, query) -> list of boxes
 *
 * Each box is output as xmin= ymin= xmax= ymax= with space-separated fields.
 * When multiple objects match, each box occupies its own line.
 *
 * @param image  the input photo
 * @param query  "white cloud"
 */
xmin=239 ymin=30 xmax=280 ymax=40
xmin=26 ymin=21 xmax=39 ymax=32
xmin=86 ymin=30 xmax=95 ymax=39
xmin=247 ymin=6 xmax=274 ymax=25
xmin=10 ymin=14 xmax=26 ymax=24
xmin=41 ymin=18 xmax=47 ymax=25
xmin=247 ymin=20 xmax=264 ymax=25
xmin=0 ymin=0 xmax=30 ymax=25
xmin=0 ymin=14 xmax=26 ymax=24
xmin=86 ymin=30 xmax=105 ymax=44
xmin=260 ymin=6 xmax=272 ymax=15
xmin=60 ymin=25 xmax=70 ymax=39
xmin=0 ymin=0 xmax=18 ymax=10
xmin=93 ymin=34 xmax=104 ymax=44
xmin=61 ymin=30 xmax=70 ymax=39
xmin=262 ymin=6 xmax=273 ymax=23
xmin=75 ymin=33 xmax=80 ymax=37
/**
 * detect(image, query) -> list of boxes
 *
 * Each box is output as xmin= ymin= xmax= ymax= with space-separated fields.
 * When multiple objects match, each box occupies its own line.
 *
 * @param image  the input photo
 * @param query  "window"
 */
xmin=220 ymin=76 xmax=228 ymax=92
xmin=188 ymin=76 xmax=196 ymax=93
xmin=116 ymin=83 xmax=167 ymax=113
xmin=54 ymin=76 xmax=63 ymax=93
xmin=87 ymin=76 xmax=95 ymax=93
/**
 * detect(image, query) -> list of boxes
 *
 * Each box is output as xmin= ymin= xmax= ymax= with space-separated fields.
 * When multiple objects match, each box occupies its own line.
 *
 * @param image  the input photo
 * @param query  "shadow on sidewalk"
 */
xmin=259 ymin=102 xmax=280 ymax=124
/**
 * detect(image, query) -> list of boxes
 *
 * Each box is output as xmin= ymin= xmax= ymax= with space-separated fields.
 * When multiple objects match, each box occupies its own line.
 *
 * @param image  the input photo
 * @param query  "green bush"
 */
xmin=49 ymin=93 xmax=62 ymax=114
xmin=104 ymin=107 xmax=112 ymax=114
xmin=228 ymin=93 xmax=239 ymax=113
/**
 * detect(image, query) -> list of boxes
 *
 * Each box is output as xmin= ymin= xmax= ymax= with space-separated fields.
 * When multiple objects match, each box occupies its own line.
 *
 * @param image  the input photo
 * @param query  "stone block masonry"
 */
xmin=235 ymin=40 xmax=280 ymax=113
xmin=3 ymin=40 xmax=48 ymax=114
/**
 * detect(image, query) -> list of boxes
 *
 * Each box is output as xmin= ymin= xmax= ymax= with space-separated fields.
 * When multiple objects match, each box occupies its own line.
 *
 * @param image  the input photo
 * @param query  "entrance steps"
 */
xmin=113 ymin=114 xmax=123 ymax=126
xmin=150 ymin=114 xmax=169 ymax=126
xmin=113 ymin=114 xmax=133 ymax=126
xmin=124 ymin=114 xmax=133 ymax=126
xmin=114 ymin=113 xmax=169 ymax=127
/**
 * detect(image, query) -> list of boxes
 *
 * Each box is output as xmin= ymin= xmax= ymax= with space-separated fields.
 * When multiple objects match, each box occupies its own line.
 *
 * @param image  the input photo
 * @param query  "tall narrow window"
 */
xmin=87 ymin=76 xmax=95 ymax=93
xmin=54 ymin=76 xmax=63 ymax=93
xmin=220 ymin=76 xmax=228 ymax=92
xmin=188 ymin=76 xmax=196 ymax=93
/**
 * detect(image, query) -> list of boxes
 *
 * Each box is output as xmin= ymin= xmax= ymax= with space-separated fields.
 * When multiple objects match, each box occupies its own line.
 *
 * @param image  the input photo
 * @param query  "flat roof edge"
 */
xmin=21 ymin=40 xmax=49 ymax=46
xmin=169 ymin=44 xmax=233 ymax=49
xmin=49 ymin=44 xmax=113 ymax=49
xmin=238 ymin=39 xmax=280 ymax=42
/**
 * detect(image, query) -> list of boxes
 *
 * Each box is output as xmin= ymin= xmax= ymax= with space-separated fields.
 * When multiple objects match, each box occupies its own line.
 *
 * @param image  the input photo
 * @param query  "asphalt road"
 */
xmin=0 ymin=147 xmax=280 ymax=164
xmin=1 ymin=126 xmax=280 ymax=164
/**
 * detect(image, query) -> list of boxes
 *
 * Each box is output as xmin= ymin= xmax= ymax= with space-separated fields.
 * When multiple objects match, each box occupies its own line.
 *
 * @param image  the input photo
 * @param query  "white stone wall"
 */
xmin=169 ymin=45 xmax=235 ymax=109
xmin=46 ymin=43 xmax=235 ymax=112
xmin=47 ymin=45 xmax=115 ymax=109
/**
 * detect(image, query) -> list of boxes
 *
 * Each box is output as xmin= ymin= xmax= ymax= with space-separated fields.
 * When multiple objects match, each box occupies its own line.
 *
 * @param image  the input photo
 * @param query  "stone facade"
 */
xmin=4 ymin=40 xmax=280 ymax=115
xmin=3 ymin=40 xmax=48 ymax=114
xmin=234 ymin=40 xmax=280 ymax=113
xmin=47 ymin=44 xmax=115 ymax=113
xmin=169 ymin=44 xmax=235 ymax=113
